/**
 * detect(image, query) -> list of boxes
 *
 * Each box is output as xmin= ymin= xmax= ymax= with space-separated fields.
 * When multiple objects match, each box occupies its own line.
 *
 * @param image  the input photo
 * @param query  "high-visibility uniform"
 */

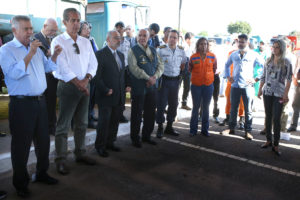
xmin=190 ymin=52 xmax=216 ymax=86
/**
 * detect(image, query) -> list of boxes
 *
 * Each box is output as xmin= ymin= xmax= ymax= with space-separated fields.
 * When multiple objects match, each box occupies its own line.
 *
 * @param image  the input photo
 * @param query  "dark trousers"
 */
xmin=180 ymin=60 xmax=191 ymax=106
xmin=213 ymin=74 xmax=220 ymax=117
xmin=130 ymin=90 xmax=157 ymax=142
xmin=45 ymin=73 xmax=58 ymax=135
xmin=156 ymin=77 xmax=180 ymax=124
xmin=95 ymin=105 xmax=121 ymax=149
xmin=9 ymin=96 xmax=49 ymax=190
xmin=263 ymin=95 xmax=283 ymax=146
xmin=88 ymin=79 xmax=96 ymax=123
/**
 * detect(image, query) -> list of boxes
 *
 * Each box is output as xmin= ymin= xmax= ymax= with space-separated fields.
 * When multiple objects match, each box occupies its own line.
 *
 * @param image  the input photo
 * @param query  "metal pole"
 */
xmin=178 ymin=0 xmax=182 ymax=31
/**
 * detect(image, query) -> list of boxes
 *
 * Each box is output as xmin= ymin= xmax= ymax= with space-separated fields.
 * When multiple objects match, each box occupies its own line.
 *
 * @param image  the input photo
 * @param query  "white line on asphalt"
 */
xmin=162 ymin=137 xmax=300 ymax=178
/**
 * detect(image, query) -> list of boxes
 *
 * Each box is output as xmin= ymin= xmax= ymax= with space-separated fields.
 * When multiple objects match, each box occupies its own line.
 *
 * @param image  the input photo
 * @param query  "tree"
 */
xmin=227 ymin=21 xmax=251 ymax=35
xmin=198 ymin=31 xmax=208 ymax=37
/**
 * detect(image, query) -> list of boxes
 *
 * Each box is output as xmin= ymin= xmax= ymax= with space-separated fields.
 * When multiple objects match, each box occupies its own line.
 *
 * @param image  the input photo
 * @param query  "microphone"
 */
xmin=30 ymin=36 xmax=48 ymax=52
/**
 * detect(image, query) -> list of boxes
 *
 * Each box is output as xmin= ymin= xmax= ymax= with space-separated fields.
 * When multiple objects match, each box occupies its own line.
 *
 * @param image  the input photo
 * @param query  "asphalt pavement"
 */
xmin=0 ymin=96 xmax=300 ymax=200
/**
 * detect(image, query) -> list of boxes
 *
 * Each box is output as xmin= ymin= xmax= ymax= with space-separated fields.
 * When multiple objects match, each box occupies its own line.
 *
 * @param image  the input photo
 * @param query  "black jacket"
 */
xmin=34 ymin=32 xmax=50 ymax=57
xmin=94 ymin=46 xmax=127 ymax=107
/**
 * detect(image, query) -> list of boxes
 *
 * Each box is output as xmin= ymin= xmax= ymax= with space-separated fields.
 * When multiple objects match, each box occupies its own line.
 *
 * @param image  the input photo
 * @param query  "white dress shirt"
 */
xmin=51 ymin=32 xmax=98 ymax=82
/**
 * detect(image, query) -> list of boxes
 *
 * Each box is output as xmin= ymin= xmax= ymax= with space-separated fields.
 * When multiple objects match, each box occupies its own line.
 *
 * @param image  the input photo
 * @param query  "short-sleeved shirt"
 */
xmin=261 ymin=58 xmax=293 ymax=98
xmin=157 ymin=45 xmax=186 ymax=77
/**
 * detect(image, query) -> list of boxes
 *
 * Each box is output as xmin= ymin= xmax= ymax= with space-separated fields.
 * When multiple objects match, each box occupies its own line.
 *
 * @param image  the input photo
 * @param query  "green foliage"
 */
xmin=227 ymin=21 xmax=251 ymax=34
xmin=198 ymin=31 xmax=208 ymax=37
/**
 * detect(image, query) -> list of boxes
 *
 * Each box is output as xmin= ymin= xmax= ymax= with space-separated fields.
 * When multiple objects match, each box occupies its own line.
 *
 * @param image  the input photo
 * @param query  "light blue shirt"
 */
xmin=225 ymin=49 xmax=264 ymax=88
xmin=0 ymin=37 xmax=57 ymax=96
xmin=157 ymin=45 xmax=186 ymax=77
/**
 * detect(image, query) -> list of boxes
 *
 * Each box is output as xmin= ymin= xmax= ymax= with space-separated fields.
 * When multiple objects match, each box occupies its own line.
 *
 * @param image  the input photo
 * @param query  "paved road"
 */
xmin=1 ymin=114 xmax=300 ymax=200
xmin=1 ymin=94 xmax=300 ymax=199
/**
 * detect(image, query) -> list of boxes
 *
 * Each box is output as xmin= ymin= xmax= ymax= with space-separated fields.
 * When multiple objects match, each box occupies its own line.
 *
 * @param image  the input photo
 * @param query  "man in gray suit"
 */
xmin=34 ymin=18 xmax=58 ymax=136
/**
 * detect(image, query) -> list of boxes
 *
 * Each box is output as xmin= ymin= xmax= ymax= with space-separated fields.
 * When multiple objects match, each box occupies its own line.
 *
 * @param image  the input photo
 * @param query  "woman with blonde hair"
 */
xmin=258 ymin=39 xmax=293 ymax=155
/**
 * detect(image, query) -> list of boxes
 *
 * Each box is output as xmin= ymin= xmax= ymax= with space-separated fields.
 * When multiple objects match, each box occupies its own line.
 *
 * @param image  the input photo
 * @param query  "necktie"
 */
xmin=113 ymin=51 xmax=121 ymax=70
xmin=46 ymin=37 xmax=51 ymax=46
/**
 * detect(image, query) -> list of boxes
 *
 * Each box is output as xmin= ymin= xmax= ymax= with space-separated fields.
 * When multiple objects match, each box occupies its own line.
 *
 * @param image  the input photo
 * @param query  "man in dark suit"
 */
xmin=94 ymin=30 xmax=130 ymax=157
xmin=34 ymin=18 xmax=58 ymax=136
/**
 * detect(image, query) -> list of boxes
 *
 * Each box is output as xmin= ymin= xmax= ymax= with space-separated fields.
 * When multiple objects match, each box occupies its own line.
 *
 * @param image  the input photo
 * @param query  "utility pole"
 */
xmin=178 ymin=0 xmax=182 ymax=31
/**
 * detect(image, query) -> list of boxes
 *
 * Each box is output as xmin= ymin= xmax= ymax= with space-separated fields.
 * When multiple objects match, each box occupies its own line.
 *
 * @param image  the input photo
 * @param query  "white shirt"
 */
xmin=157 ymin=44 xmax=186 ymax=77
xmin=51 ymin=32 xmax=98 ymax=82
xmin=183 ymin=41 xmax=195 ymax=58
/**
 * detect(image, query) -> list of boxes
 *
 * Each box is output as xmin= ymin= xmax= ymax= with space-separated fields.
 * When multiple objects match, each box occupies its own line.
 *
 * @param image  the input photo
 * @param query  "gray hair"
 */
xmin=11 ymin=15 xmax=31 ymax=29
xmin=106 ymin=30 xmax=118 ymax=40
xmin=63 ymin=8 xmax=80 ymax=21
xmin=138 ymin=29 xmax=150 ymax=37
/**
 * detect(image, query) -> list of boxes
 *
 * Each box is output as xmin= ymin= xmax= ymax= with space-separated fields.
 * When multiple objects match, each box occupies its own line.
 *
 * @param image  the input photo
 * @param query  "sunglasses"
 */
xmin=73 ymin=43 xmax=80 ymax=54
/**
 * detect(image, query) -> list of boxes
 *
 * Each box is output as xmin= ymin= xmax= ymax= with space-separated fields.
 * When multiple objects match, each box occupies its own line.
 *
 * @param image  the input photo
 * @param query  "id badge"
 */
xmin=270 ymin=72 xmax=276 ymax=79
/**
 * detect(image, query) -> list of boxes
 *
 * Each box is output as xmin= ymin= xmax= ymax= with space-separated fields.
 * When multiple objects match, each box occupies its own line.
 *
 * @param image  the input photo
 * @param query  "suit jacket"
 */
xmin=34 ymin=32 xmax=50 ymax=57
xmin=95 ymin=46 xmax=127 ymax=107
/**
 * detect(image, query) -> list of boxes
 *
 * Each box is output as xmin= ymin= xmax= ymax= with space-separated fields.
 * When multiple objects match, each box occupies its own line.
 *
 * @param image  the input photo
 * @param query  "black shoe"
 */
xmin=287 ymin=127 xmax=296 ymax=132
xmin=16 ymin=188 xmax=30 ymax=198
xmin=106 ymin=145 xmax=121 ymax=152
xmin=260 ymin=129 xmax=266 ymax=135
xmin=0 ymin=132 xmax=6 ymax=137
xmin=156 ymin=124 xmax=164 ymax=138
xmin=213 ymin=117 xmax=220 ymax=124
xmin=0 ymin=191 xmax=7 ymax=200
xmin=261 ymin=142 xmax=272 ymax=149
xmin=142 ymin=138 xmax=157 ymax=145
xmin=272 ymin=146 xmax=281 ymax=156
xmin=132 ymin=141 xmax=142 ymax=148
xmin=119 ymin=115 xmax=129 ymax=123
xmin=201 ymin=131 xmax=210 ymax=137
xmin=164 ymin=126 xmax=180 ymax=136
xmin=76 ymin=155 xmax=96 ymax=165
xmin=56 ymin=161 xmax=70 ymax=175
xmin=229 ymin=129 xmax=235 ymax=135
xmin=88 ymin=122 xmax=97 ymax=129
xmin=32 ymin=173 xmax=58 ymax=185
xmin=96 ymin=148 xmax=109 ymax=157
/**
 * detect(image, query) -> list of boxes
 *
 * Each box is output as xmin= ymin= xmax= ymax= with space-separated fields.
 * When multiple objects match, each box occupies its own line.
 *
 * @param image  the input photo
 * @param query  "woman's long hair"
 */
xmin=266 ymin=39 xmax=286 ymax=68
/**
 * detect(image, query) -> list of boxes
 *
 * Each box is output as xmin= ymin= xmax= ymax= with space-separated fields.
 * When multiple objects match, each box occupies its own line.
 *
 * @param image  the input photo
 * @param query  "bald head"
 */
xmin=137 ymin=29 xmax=149 ymax=47
xmin=42 ymin=18 xmax=58 ymax=38
xmin=106 ymin=30 xmax=121 ymax=50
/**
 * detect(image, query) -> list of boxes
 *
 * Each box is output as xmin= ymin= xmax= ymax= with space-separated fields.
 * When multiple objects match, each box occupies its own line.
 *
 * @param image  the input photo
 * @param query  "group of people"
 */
xmin=0 ymin=7 xmax=299 ymax=199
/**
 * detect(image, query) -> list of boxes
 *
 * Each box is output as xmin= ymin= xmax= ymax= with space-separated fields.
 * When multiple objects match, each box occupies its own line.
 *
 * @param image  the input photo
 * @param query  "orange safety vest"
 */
xmin=190 ymin=52 xmax=216 ymax=86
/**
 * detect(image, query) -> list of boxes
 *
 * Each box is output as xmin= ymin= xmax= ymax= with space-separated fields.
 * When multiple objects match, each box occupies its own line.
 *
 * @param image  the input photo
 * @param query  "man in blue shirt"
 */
xmin=223 ymin=34 xmax=264 ymax=140
xmin=0 ymin=15 xmax=62 ymax=198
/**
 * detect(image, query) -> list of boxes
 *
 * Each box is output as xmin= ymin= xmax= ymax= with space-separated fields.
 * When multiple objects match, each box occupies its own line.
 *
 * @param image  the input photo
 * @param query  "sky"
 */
xmin=145 ymin=0 xmax=300 ymax=40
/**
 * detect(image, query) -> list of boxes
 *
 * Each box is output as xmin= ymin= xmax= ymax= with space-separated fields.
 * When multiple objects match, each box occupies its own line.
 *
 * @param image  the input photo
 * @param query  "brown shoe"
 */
xmin=75 ymin=155 xmax=96 ymax=165
xmin=56 ymin=161 xmax=70 ymax=175
xmin=181 ymin=105 xmax=192 ymax=110
xmin=245 ymin=132 xmax=253 ymax=140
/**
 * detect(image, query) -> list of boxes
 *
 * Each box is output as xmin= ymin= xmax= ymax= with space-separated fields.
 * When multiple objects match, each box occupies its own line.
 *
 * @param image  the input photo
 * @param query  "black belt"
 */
xmin=10 ymin=95 xmax=44 ymax=101
xmin=162 ymin=75 xmax=180 ymax=80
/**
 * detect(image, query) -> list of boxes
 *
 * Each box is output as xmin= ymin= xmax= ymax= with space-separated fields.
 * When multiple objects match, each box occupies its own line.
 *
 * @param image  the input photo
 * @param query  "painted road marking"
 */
xmin=162 ymin=137 xmax=300 ymax=178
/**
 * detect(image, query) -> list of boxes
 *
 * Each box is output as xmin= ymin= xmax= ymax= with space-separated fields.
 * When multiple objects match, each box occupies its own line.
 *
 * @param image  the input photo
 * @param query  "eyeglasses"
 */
xmin=73 ymin=43 xmax=80 ymax=54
